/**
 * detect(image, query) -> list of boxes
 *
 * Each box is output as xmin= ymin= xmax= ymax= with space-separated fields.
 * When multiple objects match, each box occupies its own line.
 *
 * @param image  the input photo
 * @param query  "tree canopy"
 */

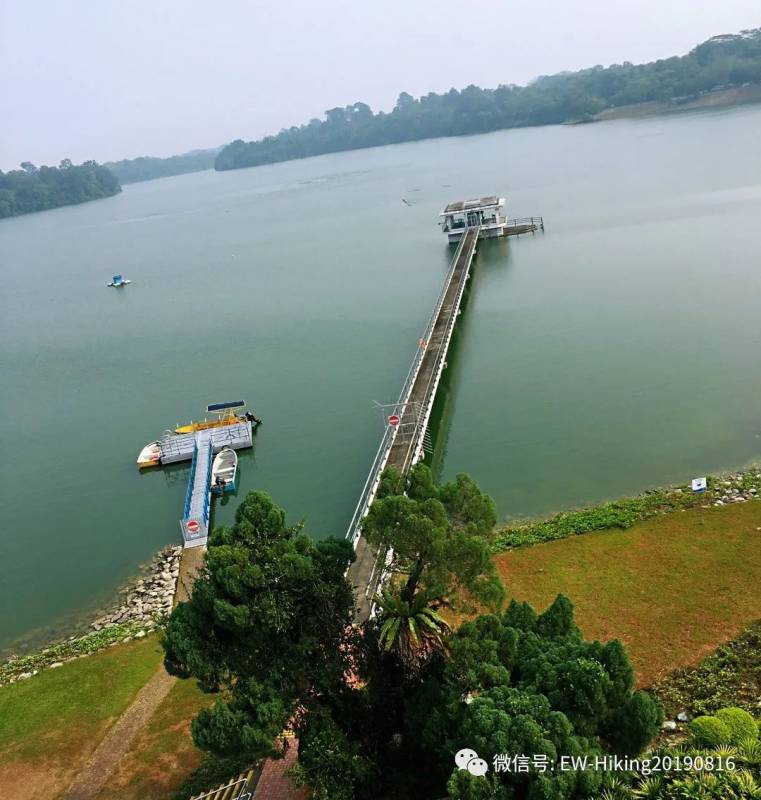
xmin=164 ymin=486 xmax=662 ymax=800
xmin=104 ymin=148 xmax=218 ymax=184
xmin=295 ymin=595 xmax=662 ymax=799
xmin=363 ymin=464 xmax=504 ymax=614
xmin=0 ymin=160 xmax=121 ymax=219
xmin=162 ymin=490 xmax=357 ymax=760
xmin=214 ymin=28 xmax=761 ymax=172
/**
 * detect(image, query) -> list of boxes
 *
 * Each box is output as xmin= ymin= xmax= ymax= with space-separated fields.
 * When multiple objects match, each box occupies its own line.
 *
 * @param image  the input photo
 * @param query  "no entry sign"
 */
xmin=186 ymin=519 xmax=200 ymax=534
xmin=691 ymin=477 xmax=707 ymax=493
xmin=388 ymin=414 xmax=401 ymax=427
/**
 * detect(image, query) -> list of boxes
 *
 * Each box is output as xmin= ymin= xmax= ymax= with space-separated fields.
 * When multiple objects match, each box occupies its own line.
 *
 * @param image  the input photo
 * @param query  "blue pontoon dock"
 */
xmin=140 ymin=411 xmax=254 ymax=549
xmin=171 ymin=422 xmax=252 ymax=548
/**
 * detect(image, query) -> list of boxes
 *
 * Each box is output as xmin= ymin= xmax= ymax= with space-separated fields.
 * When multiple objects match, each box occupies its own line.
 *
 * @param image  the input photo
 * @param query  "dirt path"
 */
xmin=61 ymin=666 xmax=175 ymax=800
xmin=62 ymin=546 xmax=205 ymax=800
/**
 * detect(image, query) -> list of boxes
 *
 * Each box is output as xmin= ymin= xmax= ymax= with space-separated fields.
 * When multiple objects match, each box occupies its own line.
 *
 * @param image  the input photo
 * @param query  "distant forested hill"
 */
xmin=105 ymin=148 xmax=218 ymax=184
xmin=216 ymin=28 xmax=761 ymax=171
xmin=0 ymin=160 xmax=121 ymax=219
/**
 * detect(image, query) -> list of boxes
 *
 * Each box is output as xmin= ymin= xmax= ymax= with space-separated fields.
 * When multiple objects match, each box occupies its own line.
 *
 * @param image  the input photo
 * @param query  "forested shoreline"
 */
xmin=104 ymin=148 xmax=218 ymax=184
xmin=5 ymin=28 xmax=760 ymax=203
xmin=0 ymin=160 xmax=121 ymax=219
xmin=216 ymin=28 xmax=761 ymax=171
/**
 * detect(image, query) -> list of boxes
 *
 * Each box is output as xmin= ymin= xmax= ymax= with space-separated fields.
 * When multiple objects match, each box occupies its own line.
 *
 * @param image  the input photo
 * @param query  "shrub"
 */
xmin=608 ymin=691 xmax=664 ymax=755
xmin=715 ymin=707 xmax=759 ymax=745
xmin=690 ymin=715 xmax=732 ymax=747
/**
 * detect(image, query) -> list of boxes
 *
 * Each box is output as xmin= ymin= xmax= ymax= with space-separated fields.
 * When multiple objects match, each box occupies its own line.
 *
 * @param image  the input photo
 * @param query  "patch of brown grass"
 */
xmin=0 ymin=637 xmax=162 ymax=800
xmin=94 ymin=676 xmax=212 ymax=800
xmin=493 ymin=502 xmax=761 ymax=686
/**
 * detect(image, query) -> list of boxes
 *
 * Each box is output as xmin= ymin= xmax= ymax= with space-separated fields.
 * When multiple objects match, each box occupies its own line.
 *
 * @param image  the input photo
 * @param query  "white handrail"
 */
xmin=345 ymin=227 xmax=478 ymax=544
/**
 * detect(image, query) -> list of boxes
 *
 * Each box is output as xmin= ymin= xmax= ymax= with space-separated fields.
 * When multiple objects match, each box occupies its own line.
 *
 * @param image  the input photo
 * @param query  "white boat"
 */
xmin=108 ymin=274 xmax=132 ymax=287
xmin=211 ymin=447 xmax=238 ymax=494
xmin=137 ymin=441 xmax=161 ymax=469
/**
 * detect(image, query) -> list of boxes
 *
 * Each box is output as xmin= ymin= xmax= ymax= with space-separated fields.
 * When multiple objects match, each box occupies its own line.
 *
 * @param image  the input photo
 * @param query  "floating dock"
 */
xmin=159 ymin=422 xmax=253 ymax=465
xmin=137 ymin=417 xmax=253 ymax=549
xmin=177 ymin=422 xmax=253 ymax=548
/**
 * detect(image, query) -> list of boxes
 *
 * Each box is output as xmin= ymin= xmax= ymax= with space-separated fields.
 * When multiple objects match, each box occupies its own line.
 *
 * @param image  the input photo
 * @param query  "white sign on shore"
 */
xmin=691 ymin=477 xmax=707 ymax=493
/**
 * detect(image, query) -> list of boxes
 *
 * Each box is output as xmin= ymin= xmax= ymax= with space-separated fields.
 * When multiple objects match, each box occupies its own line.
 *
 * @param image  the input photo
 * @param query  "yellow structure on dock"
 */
xmin=174 ymin=400 xmax=248 ymax=434
xmin=135 ymin=400 xmax=260 ymax=547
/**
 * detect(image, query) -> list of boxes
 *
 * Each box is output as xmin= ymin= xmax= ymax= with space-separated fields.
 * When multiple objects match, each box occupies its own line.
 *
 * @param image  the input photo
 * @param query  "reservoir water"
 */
xmin=2 ymin=105 xmax=761 ymax=653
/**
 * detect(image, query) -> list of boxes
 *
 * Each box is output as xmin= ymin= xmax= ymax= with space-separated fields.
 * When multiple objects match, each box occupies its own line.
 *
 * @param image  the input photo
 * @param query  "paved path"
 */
xmin=62 ymin=546 xmax=205 ymax=800
xmin=252 ymin=738 xmax=309 ymax=800
xmin=62 ymin=667 xmax=175 ymax=800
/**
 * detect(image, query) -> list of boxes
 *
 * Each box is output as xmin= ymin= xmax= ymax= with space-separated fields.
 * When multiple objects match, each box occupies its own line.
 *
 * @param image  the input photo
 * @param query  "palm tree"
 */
xmin=376 ymin=589 xmax=449 ymax=671
xmin=735 ymin=737 xmax=761 ymax=767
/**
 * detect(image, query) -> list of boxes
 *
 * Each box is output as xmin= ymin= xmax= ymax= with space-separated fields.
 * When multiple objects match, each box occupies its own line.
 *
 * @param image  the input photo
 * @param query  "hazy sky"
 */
xmin=1 ymin=0 xmax=759 ymax=169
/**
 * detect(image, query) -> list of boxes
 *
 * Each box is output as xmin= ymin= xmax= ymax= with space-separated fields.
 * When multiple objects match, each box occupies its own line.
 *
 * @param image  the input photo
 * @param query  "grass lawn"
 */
xmin=0 ymin=630 xmax=214 ymax=800
xmin=1 ymin=500 xmax=758 ymax=799
xmin=493 ymin=502 xmax=761 ymax=686
xmin=95 ymin=674 xmax=211 ymax=800
xmin=0 ymin=636 xmax=163 ymax=800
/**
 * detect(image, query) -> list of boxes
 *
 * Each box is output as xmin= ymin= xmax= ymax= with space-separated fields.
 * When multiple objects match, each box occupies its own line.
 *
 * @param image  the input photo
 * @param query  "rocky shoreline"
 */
xmin=708 ymin=472 xmax=760 ymax=506
xmin=0 ymin=545 xmax=183 ymax=687
xmin=89 ymin=545 xmax=182 ymax=631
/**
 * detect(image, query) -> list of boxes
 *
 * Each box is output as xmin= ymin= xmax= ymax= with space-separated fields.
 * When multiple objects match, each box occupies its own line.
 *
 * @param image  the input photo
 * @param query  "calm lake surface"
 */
xmin=2 ymin=105 xmax=761 ymax=653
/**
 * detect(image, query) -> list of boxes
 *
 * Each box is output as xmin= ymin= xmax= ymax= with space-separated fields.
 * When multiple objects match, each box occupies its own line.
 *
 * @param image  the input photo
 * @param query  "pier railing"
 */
xmin=200 ymin=440 xmax=212 ymax=528
xmin=182 ymin=441 xmax=200 ymax=521
xmin=395 ymin=226 xmax=479 ymax=474
xmin=505 ymin=216 xmax=544 ymax=233
xmin=345 ymin=229 xmax=474 ymax=546
xmin=181 ymin=435 xmax=213 ymax=545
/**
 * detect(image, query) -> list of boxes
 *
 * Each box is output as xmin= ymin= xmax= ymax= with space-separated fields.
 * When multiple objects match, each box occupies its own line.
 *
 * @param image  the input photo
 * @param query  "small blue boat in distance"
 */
xmin=107 ymin=274 xmax=131 ymax=287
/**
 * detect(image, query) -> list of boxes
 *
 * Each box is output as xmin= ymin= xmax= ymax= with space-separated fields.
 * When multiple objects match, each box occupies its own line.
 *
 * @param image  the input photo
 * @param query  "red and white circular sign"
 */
xmin=388 ymin=414 xmax=401 ymax=427
xmin=186 ymin=520 xmax=200 ymax=533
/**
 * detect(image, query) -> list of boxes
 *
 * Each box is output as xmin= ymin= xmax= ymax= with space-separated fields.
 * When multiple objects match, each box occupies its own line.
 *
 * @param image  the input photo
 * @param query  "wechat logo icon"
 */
xmin=455 ymin=747 xmax=489 ymax=777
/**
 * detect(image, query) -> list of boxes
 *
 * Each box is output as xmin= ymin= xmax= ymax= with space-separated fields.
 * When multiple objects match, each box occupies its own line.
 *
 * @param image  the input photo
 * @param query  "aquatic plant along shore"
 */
xmin=492 ymin=467 xmax=761 ymax=551
xmin=0 ymin=620 xmax=156 ymax=687
xmin=0 ymin=545 xmax=181 ymax=686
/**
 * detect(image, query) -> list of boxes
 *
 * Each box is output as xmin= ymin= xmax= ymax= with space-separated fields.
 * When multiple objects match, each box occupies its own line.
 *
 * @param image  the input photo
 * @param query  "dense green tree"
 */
xmin=364 ymin=464 xmax=503 ymax=611
xmin=409 ymin=596 xmax=662 ymax=800
xmin=293 ymin=594 xmax=661 ymax=799
xmin=0 ymin=160 xmax=120 ymax=219
xmin=104 ymin=148 xmax=218 ymax=184
xmin=165 ymin=486 xmax=662 ymax=800
xmin=162 ymin=490 xmax=356 ymax=761
xmin=290 ymin=709 xmax=376 ymax=800
xmin=215 ymin=28 xmax=761 ymax=172
xmin=361 ymin=464 xmax=502 ymax=670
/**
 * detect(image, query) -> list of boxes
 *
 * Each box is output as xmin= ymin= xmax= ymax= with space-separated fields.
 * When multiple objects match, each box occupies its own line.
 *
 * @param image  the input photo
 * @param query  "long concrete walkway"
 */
xmin=346 ymin=227 xmax=480 ymax=622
